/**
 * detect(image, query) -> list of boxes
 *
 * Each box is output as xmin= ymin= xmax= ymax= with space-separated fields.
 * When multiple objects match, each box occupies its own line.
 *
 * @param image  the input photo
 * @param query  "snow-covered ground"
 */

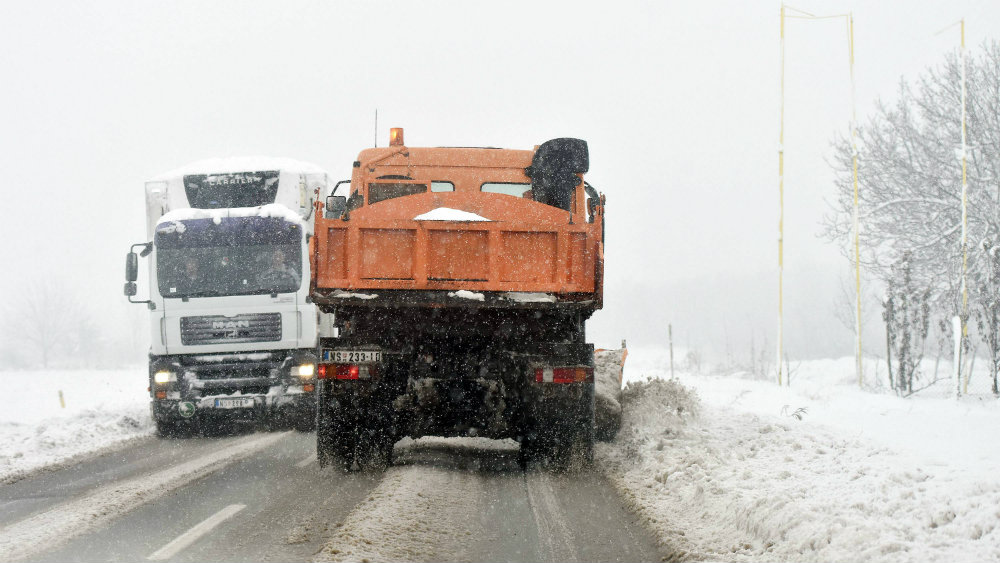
xmin=5 ymin=355 xmax=1000 ymax=562
xmin=0 ymin=368 xmax=153 ymax=483
xmin=597 ymin=347 xmax=1000 ymax=562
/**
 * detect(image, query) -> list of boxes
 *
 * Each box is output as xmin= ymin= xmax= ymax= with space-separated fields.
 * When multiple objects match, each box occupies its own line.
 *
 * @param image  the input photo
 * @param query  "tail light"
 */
xmin=534 ymin=367 xmax=593 ymax=384
xmin=318 ymin=364 xmax=375 ymax=380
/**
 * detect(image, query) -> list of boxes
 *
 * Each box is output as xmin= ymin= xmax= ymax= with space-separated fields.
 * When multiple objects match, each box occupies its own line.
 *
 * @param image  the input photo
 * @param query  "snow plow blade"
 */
xmin=594 ymin=344 xmax=627 ymax=441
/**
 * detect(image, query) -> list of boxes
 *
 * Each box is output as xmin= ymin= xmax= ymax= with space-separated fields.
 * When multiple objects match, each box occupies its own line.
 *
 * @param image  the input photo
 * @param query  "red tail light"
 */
xmin=318 ymin=364 xmax=373 ymax=380
xmin=534 ymin=367 xmax=593 ymax=383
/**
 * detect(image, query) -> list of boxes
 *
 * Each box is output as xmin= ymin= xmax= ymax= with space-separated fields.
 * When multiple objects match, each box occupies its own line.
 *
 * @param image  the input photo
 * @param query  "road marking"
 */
xmin=147 ymin=504 xmax=246 ymax=561
xmin=295 ymin=454 xmax=316 ymax=468
xmin=0 ymin=431 xmax=290 ymax=562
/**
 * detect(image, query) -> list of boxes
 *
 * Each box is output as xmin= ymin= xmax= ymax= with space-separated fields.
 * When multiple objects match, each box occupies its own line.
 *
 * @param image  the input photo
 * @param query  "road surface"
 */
xmin=0 ymin=430 xmax=666 ymax=562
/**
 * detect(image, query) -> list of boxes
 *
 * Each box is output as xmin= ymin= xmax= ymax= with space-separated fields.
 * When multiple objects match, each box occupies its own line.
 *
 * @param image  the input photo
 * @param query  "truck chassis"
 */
xmin=316 ymin=295 xmax=595 ymax=470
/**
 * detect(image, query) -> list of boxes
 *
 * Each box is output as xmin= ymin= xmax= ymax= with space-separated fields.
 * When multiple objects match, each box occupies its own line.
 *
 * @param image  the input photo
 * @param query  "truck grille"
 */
xmin=180 ymin=314 xmax=282 ymax=345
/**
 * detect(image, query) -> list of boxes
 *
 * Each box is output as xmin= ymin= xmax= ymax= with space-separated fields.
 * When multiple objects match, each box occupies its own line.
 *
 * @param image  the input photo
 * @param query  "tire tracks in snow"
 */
xmin=0 ymin=431 xmax=290 ymax=561
xmin=523 ymin=472 xmax=580 ymax=562
xmin=314 ymin=462 xmax=591 ymax=563
xmin=314 ymin=465 xmax=485 ymax=562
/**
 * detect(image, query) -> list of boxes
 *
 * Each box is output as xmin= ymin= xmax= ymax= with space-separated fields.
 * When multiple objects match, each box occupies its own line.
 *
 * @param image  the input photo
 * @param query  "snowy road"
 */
xmin=1 ymin=431 xmax=664 ymax=562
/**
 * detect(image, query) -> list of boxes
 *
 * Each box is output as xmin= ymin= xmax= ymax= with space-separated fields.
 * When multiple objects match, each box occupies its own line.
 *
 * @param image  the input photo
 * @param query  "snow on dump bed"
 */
xmin=413 ymin=207 xmax=491 ymax=222
xmin=150 ymin=156 xmax=327 ymax=180
xmin=597 ymin=349 xmax=1000 ymax=562
xmin=0 ymin=368 xmax=152 ymax=483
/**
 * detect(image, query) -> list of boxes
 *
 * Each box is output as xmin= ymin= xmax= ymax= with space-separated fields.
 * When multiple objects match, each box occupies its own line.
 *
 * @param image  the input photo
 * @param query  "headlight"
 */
xmin=291 ymin=364 xmax=315 ymax=378
xmin=153 ymin=370 xmax=176 ymax=384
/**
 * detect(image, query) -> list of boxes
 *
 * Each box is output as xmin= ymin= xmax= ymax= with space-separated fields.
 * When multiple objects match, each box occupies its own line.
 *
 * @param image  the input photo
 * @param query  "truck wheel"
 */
xmin=316 ymin=392 xmax=337 ymax=468
xmin=294 ymin=412 xmax=316 ymax=433
xmin=521 ymin=388 xmax=595 ymax=471
xmin=155 ymin=418 xmax=195 ymax=438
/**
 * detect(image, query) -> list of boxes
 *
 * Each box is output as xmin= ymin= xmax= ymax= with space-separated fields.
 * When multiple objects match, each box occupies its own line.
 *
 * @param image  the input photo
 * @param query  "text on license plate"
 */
xmin=214 ymin=398 xmax=255 ymax=409
xmin=324 ymin=350 xmax=382 ymax=363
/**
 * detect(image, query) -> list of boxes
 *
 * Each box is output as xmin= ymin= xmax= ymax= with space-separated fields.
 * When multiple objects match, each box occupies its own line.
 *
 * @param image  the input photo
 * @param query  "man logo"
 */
xmin=212 ymin=320 xmax=250 ymax=330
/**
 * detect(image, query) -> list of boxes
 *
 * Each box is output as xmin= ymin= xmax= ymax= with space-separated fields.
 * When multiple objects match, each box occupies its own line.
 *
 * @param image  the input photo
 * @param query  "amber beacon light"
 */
xmin=389 ymin=127 xmax=404 ymax=146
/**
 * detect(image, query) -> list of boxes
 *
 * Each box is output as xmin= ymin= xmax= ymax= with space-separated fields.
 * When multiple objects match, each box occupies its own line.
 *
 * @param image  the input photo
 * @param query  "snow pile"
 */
xmin=504 ymin=292 xmax=556 ymax=303
xmin=330 ymin=290 xmax=379 ymax=300
xmin=413 ymin=207 xmax=491 ymax=222
xmin=597 ymin=349 xmax=1000 ymax=562
xmin=447 ymin=290 xmax=485 ymax=301
xmin=0 ymin=369 xmax=152 ymax=483
xmin=594 ymin=348 xmax=625 ymax=440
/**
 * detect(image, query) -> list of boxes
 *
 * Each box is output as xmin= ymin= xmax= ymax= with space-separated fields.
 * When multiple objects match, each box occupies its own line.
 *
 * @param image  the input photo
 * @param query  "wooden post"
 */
xmin=669 ymin=324 xmax=675 ymax=378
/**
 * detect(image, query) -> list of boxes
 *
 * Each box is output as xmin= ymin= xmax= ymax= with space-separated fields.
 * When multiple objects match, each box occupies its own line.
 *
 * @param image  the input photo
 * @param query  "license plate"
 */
xmin=214 ymin=397 xmax=255 ymax=409
xmin=323 ymin=350 xmax=382 ymax=363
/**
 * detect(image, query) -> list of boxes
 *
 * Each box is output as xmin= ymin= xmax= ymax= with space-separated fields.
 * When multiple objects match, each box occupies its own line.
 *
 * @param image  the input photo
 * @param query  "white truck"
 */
xmin=124 ymin=158 xmax=330 ymax=436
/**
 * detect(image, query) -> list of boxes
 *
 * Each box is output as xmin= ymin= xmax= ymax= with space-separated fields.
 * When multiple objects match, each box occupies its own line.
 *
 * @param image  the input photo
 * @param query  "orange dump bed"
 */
xmin=312 ymin=144 xmax=604 ymax=302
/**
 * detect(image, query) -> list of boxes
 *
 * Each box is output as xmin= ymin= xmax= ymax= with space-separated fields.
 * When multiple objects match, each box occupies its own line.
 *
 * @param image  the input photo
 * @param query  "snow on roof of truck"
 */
xmin=150 ymin=156 xmax=327 ymax=180
xmin=157 ymin=203 xmax=306 ymax=227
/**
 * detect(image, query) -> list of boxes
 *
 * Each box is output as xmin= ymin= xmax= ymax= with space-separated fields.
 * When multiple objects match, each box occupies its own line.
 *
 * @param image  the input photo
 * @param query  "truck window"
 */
xmin=431 ymin=181 xmax=454 ymax=192
xmin=368 ymin=182 xmax=427 ymax=205
xmin=481 ymin=182 xmax=532 ymax=198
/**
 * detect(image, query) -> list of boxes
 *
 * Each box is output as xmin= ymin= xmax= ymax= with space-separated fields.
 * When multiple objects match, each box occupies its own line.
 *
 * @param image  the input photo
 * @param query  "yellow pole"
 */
xmin=960 ymin=19 xmax=969 ymax=395
xmin=849 ymin=14 xmax=863 ymax=388
xmin=778 ymin=3 xmax=786 ymax=386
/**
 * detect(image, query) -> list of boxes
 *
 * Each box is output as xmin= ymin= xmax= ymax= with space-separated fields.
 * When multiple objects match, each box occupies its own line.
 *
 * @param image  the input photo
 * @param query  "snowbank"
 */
xmin=0 ymin=368 xmax=153 ymax=483
xmin=594 ymin=348 xmax=625 ymax=440
xmin=597 ymin=349 xmax=1000 ymax=562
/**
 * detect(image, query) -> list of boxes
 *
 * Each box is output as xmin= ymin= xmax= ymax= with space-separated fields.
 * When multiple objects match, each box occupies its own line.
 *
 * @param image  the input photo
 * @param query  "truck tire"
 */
xmin=155 ymin=417 xmax=195 ymax=438
xmin=316 ymin=384 xmax=394 ymax=471
xmin=316 ymin=387 xmax=338 ymax=468
xmin=520 ymin=385 xmax=595 ymax=471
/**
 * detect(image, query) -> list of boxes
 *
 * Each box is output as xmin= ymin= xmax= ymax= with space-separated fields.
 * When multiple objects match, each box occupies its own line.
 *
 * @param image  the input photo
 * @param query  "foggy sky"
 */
xmin=1 ymin=1 xmax=997 ymax=363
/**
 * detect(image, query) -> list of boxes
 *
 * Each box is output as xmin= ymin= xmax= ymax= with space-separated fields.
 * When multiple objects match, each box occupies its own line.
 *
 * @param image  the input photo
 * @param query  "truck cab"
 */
xmin=126 ymin=159 xmax=329 ymax=435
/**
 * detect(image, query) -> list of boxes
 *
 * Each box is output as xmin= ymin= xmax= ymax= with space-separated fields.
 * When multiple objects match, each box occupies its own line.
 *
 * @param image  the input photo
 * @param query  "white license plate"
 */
xmin=214 ymin=398 xmax=255 ymax=409
xmin=325 ymin=350 xmax=382 ymax=363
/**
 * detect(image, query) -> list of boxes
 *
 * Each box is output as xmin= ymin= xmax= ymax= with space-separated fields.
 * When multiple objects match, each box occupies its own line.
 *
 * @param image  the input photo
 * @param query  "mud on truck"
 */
xmin=312 ymin=129 xmax=605 ymax=469
xmin=124 ymin=159 xmax=330 ymax=436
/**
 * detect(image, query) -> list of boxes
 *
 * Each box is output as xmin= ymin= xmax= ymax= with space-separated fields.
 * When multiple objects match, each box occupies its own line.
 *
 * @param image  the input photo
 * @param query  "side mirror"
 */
xmin=126 ymin=252 xmax=139 ymax=282
xmin=326 ymin=195 xmax=347 ymax=218
xmin=124 ymin=282 xmax=137 ymax=297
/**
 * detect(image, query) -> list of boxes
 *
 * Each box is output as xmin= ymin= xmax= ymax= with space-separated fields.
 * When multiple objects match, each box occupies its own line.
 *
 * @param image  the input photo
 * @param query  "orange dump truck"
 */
xmin=311 ymin=129 xmax=605 ymax=469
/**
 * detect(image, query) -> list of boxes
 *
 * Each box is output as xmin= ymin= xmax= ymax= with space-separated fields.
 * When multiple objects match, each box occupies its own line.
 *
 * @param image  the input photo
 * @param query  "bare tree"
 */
xmin=0 ymin=280 xmax=91 ymax=369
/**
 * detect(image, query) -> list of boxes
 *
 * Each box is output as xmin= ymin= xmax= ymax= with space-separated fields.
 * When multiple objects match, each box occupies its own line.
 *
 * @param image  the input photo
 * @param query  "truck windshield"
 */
xmin=155 ymin=216 xmax=302 ymax=298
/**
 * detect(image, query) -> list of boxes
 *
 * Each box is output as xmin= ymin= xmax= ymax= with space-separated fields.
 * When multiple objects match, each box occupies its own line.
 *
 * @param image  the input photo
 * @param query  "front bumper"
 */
xmin=149 ymin=350 xmax=316 ymax=423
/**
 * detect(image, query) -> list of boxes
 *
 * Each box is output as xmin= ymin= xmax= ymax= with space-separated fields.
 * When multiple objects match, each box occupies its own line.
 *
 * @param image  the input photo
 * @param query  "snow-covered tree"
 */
xmin=973 ymin=240 xmax=1000 ymax=394
xmin=826 ymin=41 xmax=1000 ymax=315
xmin=883 ymin=254 xmax=931 ymax=395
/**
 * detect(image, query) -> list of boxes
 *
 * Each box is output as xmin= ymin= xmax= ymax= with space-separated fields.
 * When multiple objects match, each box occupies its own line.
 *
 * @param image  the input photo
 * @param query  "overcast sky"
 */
xmin=1 ymin=1 xmax=997 ymax=361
